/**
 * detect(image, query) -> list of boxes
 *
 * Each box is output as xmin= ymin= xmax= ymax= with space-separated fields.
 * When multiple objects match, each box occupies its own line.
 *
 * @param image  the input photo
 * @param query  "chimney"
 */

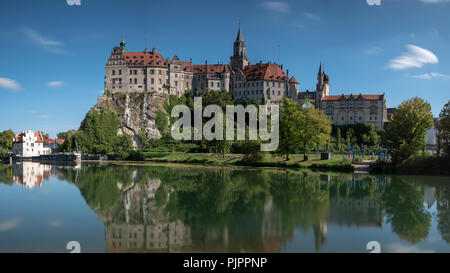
xmin=152 ymin=48 xmax=155 ymax=54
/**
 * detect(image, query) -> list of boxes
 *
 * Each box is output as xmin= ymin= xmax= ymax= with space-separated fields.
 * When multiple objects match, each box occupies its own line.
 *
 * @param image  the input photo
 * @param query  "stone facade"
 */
xmin=104 ymin=27 xmax=387 ymax=129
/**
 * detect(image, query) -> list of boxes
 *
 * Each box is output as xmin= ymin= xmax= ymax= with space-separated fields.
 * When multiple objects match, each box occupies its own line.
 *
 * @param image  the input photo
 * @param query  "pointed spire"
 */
xmin=319 ymin=61 xmax=323 ymax=75
xmin=236 ymin=22 xmax=243 ymax=42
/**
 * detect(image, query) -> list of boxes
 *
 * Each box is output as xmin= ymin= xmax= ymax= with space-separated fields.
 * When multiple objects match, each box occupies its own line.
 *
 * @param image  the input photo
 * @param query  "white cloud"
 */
xmin=49 ymin=220 xmax=64 ymax=227
xmin=261 ymin=1 xmax=290 ymax=13
xmin=412 ymin=72 xmax=450 ymax=80
xmin=39 ymin=115 xmax=49 ymax=119
xmin=387 ymin=44 xmax=438 ymax=70
xmin=292 ymin=22 xmax=305 ymax=29
xmin=0 ymin=78 xmax=22 ymax=91
xmin=25 ymin=110 xmax=37 ymax=113
xmin=22 ymin=27 xmax=66 ymax=55
xmin=302 ymin=12 xmax=320 ymax=21
xmin=47 ymin=81 xmax=64 ymax=87
xmin=363 ymin=46 xmax=383 ymax=55
xmin=0 ymin=218 xmax=21 ymax=232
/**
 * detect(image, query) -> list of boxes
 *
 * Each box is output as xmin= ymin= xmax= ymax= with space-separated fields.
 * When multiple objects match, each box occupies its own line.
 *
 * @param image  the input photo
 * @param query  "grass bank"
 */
xmin=121 ymin=151 xmax=355 ymax=173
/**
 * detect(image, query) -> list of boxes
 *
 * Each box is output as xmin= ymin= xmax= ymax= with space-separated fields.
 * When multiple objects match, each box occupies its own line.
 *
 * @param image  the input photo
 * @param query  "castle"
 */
xmin=104 ymin=26 xmax=387 ymax=129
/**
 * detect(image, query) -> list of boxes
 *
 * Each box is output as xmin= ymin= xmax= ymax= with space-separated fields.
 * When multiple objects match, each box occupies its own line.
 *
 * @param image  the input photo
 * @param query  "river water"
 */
xmin=0 ymin=162 xmax=449 ymax=253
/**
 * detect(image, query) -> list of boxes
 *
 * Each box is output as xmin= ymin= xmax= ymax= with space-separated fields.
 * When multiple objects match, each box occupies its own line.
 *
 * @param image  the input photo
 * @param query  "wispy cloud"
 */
xmin=25 ymin=110 xmax=37 ymax=114
xmin=0 ymin=218 xmax=21 ymax=232
xmin=22 ymin=27 xmax=66 ymax=55
xmin=302 ymin=12 xmax=320 ymax=21
xmin=261 ymin=1 xmax=290 ymax=13
xmin=49 ymin=220 xmax=64 ymax=227
xmin=412 ymin=72 xmax=450 ymax=80
xmin=363 ymin=46 xmax=384 ymax=55
xmin=47 ymin=81 xmax=64 ymax=88
xmin=387 ymin=44 xmax=438 ymax=70
xmin=0 ymin=78 xmax=22 ymax=91
xmin=39 ymin=115 xmax=49 ymax=119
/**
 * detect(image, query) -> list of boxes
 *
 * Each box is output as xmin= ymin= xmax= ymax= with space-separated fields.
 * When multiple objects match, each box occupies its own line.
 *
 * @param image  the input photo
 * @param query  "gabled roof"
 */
xmin=289 ymin=76 xmax=298 ymax=84
xmin=192 ymin=64 xmax=231 ymax=74
xmin=123 ymin=50 xmax=168 ymax=67
xmin=243 ymin=63 xmax=288 ymax=81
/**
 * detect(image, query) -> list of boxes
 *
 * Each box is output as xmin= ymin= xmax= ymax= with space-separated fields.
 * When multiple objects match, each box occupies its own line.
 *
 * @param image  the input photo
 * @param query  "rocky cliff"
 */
xmin=94 ymin=92 xmax=167 ymax=147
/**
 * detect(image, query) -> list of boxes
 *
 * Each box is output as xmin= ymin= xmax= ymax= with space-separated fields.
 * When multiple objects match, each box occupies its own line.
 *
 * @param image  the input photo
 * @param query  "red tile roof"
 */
xmin=192 ymin=64 xmax=231 ymax=74
xmin=123 ymin=51 xmax=168 ymax=67
xmin=13 ymin=132 xmax=43 ymax=143
xmin=322 ymin=94 xmax=384 ymax=101
xmin=289 ymin=76 xmax=298 ymax=84
xmin=244 ymin=63 xmax=288 ymax=81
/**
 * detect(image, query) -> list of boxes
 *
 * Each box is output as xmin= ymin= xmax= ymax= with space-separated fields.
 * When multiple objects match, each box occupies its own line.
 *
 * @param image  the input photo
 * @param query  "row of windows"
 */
xmin=112 ymin=69 xmax=190 ymax=79
xmin=234 ymin=90 xmax=287 ymax=96
xmin=234 ymin=81 xmax=283 ymax=88
xmin=336 ymin=116 xmax=378 ymax=121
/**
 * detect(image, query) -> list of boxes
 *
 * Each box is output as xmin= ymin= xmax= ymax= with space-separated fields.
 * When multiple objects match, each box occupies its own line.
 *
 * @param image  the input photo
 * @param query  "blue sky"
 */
xmin=1 ymin=0 xmax=449 ymax=137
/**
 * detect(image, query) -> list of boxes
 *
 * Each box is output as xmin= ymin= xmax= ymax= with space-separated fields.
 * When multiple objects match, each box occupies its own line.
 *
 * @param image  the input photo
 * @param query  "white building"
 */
xmin=12 ymin=130 xmax=51 ymax=158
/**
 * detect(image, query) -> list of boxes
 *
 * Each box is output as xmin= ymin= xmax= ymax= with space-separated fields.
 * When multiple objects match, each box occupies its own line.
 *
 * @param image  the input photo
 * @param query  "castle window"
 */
xmin=129 ymin=79 xmax=132 ymax=84
xmin=359 ymin=116 xmax=361 ymax=121
xmin=278 ymin=82 xmax=281 ymax=88
xmin=272 ymin=82 xmax=275 ymax=87
xmin=112 ymin=70 xmax=115 ymax=75
xmin=119 ymin=70 xmax=121 ymax=75
xmin=159 ymin=79 xmax=162 ymax=84
xmin=134 ymin=79 xmax=137 ymax=84
xmin=151 ymin=78 xmax=154 ymax=84
xmin=151 ymin=69 xmax=154 ymax=75
xmin=159 ymin=70 xmax=162 ymax=75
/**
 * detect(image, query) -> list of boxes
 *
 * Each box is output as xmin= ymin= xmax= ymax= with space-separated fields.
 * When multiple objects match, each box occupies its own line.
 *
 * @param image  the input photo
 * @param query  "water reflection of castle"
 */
xmin=101 ymin=173 xmax=391 ymax=253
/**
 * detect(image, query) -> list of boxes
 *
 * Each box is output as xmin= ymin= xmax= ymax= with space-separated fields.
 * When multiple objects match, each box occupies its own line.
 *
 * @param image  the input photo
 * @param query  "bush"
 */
xmin=126 ymin=150 xmax=146 ymax=161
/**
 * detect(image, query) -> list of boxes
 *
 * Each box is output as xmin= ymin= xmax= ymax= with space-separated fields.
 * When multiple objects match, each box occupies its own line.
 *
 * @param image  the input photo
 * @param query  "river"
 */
xmin=0 ymin=162 xmax=449 ymax=253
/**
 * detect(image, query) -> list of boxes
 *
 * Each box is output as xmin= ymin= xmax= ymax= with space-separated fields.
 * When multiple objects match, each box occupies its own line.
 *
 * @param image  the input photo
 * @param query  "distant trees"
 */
xmin=385 ymin=97 xmax=434 ymax=165
xmin=278 ymin=99 xmax=332 ymax=160
xmin=436 ymin=100 xmax=450 ymax=157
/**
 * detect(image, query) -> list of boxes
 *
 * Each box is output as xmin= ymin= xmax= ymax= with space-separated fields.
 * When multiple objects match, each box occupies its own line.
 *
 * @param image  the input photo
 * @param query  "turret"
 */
xmin=230 ymin=24 xmax=249 ymax=71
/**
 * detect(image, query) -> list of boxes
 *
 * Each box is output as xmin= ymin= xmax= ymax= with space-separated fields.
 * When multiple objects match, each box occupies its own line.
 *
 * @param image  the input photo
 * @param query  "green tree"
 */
xmin=278 ymin=98 xmax=303 ymax=160
xmin=436 ymin=100 xmax=450 ymax=156
xmin=297 ymin=103 xmax=332 ymax=160
xmin=386 ymin=97 xmax=434 ymax=164
xmin=76 ymin=108 xmax=132 ymax=155
xmin=0 ymin=129 xmax=15 ymax=151
xmin=336 ymin=128 xmax=342 ymax=152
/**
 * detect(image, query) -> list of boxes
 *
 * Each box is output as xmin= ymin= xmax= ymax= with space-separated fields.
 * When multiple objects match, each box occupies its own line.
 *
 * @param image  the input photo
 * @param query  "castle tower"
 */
xmin=315 ymin=62 xmax=329 ymax=108
xmin=230 ymin=25 xmax=249 ymax=71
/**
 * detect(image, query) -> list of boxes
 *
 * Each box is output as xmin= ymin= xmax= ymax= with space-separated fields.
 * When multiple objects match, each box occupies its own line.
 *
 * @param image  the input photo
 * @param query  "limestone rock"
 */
xmin=94 ymin=92 xmax=167 ymax=148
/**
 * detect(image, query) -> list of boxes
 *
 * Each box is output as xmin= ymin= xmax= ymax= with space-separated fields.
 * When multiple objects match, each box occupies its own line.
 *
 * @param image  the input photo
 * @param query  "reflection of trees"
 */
xmin=270 ymin=172 xmax=330 ymax=251
xmin=0 ymin=164 xmax=14 ymax=185
xmin=382 ymin=177 xmax=431 ymax=243
xmin=436 ymin=183 xmax=450 ymax=243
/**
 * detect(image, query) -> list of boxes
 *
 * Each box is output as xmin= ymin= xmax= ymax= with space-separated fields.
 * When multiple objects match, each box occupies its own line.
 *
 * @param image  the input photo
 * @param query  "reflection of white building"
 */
xmin=12 ymin=130 xmax=51 ymax=157
xmin=13 ymin=162 xmax=52 ymax=189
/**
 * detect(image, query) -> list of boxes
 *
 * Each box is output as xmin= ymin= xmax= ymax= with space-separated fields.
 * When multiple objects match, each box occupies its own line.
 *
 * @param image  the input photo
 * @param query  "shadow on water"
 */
xmin=0 ymin=162 xmax=449 ymax=252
